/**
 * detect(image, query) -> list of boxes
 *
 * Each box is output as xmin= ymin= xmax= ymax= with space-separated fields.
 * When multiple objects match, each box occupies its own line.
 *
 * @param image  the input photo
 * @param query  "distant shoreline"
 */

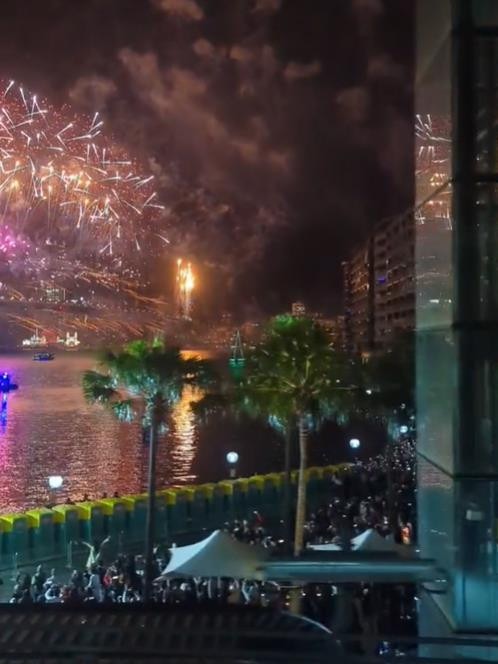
xmin=0 ymin=348 xmax=99 ymax=357
xmin=0 ymin=347 xmax=224 ymax=357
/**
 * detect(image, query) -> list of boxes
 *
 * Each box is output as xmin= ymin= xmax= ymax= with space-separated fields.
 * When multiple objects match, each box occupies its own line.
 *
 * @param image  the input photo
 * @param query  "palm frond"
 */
xmin=82 ymin=370 xmax=118 ymax=405
xmin=83 ymin=339 xmax=217 ymax=428
xmin=111 ymin=399 xmax=136 ymax=423
xmin=190 ymin=392 xmax=230 ymax=423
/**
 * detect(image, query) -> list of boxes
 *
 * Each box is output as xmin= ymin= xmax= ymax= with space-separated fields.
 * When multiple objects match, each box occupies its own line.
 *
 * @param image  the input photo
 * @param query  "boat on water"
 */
xmin=0 ymin=372 xmax=18 ymax=393
xmin=33 ymin=352 xmax=55 ymax=362
xmin=56 ymin=331 xmax=81 ymax=351
xmin=22 ymin=328 xmax=48 ymax=350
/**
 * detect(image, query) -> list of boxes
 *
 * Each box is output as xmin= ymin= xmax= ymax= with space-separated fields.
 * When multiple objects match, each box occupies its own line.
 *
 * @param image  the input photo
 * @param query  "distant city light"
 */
xmin=226 ymin=451 xmax=239 ymax=465
xmin=349 ymin=438 xmax=360 ymax=449
xmin=366 ymin=389 xmax=372 ymax=395
xmin=399 ymin=425 xmax=409 ymax=435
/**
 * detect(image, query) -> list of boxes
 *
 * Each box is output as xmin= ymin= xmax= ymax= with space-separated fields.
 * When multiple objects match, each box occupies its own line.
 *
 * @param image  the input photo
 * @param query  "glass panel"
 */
xmin=454 ymin=326 xmax=498 ymax=474
xmin=476 ymin=184 xmax=498 ymax=318
xmin=415 ymin=3 xmax=453 ymax=331
xmin=473 ymin=0 xmax=498 ymax=26
xmin=416 ymin=183 xmax=453 ymax=331
xmin=416 ymin=0 xmax=498 ymax=642
xmin=453 ymin=478 xmax=498 ymax=630
xmin=416 ymin=0 xmax=452 ymax=199
xmin=417 ymin=328 xmax=455 ymax=474
xmin=419 ymin=462 xmax=498 ymax=631
xmin=475 ymin=36 xmax=498 ymax=173
xmin=417 ymin=458 xmax=455 ymax=622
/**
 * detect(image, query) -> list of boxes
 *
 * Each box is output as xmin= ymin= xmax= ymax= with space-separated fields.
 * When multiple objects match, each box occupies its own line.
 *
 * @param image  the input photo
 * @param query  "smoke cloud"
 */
xmin=152 ymin=0 xmax=204 ymax=21
xmin=284 ymin=60 xmax=322 ymax=81
xmin=0 ymin=0 xmax=412 ymax=313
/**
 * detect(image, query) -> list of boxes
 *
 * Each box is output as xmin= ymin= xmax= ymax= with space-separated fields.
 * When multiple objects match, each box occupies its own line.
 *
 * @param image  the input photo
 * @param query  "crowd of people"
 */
xmin=7 ymin=440 xmax=418 ymax=653
xmin=9 ymin=556 xmax=151 ymax=605
xmin=8 ymin=541 xmax=282 ymax=607
xmin=53 ymin=491 xmax=121 ymax=507
xmin=304 ymin=439 xmax=416 ymax=548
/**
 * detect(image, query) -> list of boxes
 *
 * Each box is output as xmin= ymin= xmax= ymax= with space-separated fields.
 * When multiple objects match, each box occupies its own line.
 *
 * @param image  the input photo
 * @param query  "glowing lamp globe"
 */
xmin=399 ymin=425 xmax=409 ymax=435
xmin=226 ymin=451 xmax=239 ymax=465
xmin=349 ymin=438 xmax=361 ymax=450
xmin=48 ymin=475 xmax=63 ymax=490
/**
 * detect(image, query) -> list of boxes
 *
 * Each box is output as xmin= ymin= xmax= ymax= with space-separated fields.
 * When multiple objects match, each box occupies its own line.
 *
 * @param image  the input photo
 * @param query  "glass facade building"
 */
xmin=416 ymin=0 xmax=498 ymax=646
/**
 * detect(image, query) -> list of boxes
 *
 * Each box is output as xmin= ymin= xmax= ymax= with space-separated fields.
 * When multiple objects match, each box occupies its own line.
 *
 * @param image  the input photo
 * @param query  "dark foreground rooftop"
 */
xmin=0 ymin=605 xmax=496 ymax=663
xmin=0 ymin=605 xmax=340 ymax=663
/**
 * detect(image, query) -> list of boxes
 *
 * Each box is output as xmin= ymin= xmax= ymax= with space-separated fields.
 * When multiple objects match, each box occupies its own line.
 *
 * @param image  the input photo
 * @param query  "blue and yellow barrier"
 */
xmin=125 ymin=494 xmax=148 ymax=543
xmin=97 ymin=498 xmax=132 ymax=542
xmin=232 ymin=478 xmax=249 ymax=519
xmin=0 ymin=514 xmax=29 ymax=563
xmin=74 ymin=501 xmax=105 ymax=543
xmin=212 ymin=482 xmax=232 ymax=525
xmin=0 ymin=464 xmax=346 ymax=566
xmin=171 ymin=488 xmax=194 ymax=535
xmin=26 ymin=508 xmax=56 ymax=558
xmin=52 ymin=505 xmax=80 ymax=551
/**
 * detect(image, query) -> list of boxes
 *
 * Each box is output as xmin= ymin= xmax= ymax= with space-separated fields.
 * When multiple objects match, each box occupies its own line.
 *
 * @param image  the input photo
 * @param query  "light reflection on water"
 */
xmin=168 ymin=385 xmax=203 ymax=484
xmin=0 ymin=352 xmax=208 ymax=512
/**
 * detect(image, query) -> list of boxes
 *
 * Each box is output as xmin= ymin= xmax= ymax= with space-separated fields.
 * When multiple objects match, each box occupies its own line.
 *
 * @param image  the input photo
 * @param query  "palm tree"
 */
xmin=240 ymin=316 xmax=351 ymax=556
xmin=82 ymin=339 xmax=213 ymax=600
xmin=191 ymin=376 xmax=297 ymax=552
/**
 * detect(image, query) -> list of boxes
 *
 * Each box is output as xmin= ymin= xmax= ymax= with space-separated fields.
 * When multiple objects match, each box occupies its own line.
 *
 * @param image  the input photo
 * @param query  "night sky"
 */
xmin=0 ymin=0 xmax=413 ymax=315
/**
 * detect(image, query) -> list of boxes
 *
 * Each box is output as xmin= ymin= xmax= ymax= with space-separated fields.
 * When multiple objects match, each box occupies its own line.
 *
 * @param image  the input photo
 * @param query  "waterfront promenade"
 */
xmin=0 ymin=465 xmax=344 ymax=592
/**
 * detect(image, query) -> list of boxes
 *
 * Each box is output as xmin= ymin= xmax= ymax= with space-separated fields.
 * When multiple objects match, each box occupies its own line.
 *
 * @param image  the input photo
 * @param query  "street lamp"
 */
xmin=48 ymin=475 xmax=63 ymax=490
xmin=48 ymin=475 xmax=63 ymax=506
xmin=349 ymin=438 xmax=360 ymax=450
xmin=226 ymin=451 xmax=239 ymax=478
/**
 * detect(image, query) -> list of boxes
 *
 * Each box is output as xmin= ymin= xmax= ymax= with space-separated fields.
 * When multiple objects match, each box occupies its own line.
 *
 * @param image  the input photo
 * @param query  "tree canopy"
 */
xmin=240 ymin=315 xmax=353 ymax=426
xmin=83 ymin=339 xmax=213 ymax=428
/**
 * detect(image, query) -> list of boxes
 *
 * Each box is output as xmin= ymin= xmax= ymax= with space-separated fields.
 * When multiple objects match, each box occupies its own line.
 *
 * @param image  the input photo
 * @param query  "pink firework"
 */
xmin=0 ymin=79 xmax=165 ymax=258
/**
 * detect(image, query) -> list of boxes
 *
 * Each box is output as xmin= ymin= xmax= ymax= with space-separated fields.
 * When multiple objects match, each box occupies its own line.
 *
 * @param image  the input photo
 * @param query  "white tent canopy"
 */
xmin=157 ymin=530 xmax=269 ymax=580
xmin=308 ymin=542 xmax=341 ymax=552
xmin=309 ymin=529 xmax=400 ymax=553
xmin=351 ymin=529 xmax=397 ymax=552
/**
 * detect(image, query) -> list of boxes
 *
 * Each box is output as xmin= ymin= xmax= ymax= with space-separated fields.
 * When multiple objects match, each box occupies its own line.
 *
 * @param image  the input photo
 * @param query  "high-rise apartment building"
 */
xmin=416 ymin=0 xmax=498 ymax=656
xmin=342 ymin=241 xmax=374 ymax=354
xmin=374 ymin=216 xmax=415 ymax=348
xmin=326 ymin=315 xmax=346 ymax=352
xmin=343 ymin=214 xmax=414 ymax=354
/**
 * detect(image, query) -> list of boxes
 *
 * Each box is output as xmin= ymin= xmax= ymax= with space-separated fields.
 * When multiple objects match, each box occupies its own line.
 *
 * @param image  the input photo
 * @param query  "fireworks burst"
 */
xmin=415 ymin=114 xmax=452 ymax=227
xmin=415 ymin=114 xmax=451 ymax=176
xmin=0 ymin=79 xmax=165 ymax=261
xmin=0 ymin=226 xmax=28 ymax=260
xmin=175 ymin=258 xmax=194 ymax=319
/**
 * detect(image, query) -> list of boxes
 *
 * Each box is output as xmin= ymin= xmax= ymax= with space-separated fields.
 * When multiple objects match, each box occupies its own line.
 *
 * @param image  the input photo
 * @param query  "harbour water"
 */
xmin=0 ymin=352 xmax=384 ymax=513
xmin=0 ymin=352 xmax=279 ymax=512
